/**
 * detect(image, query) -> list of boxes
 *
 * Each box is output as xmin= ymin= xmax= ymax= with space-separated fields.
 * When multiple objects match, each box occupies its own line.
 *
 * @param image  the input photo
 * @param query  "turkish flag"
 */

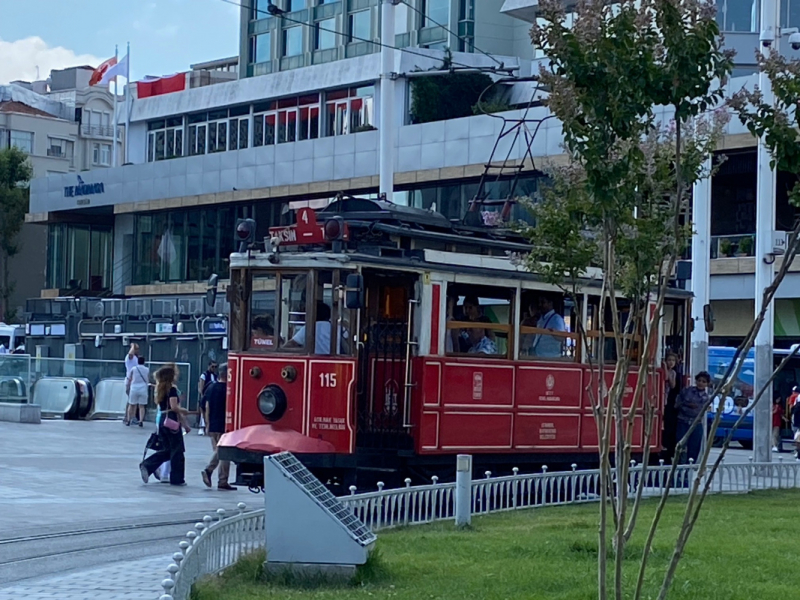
xmin=89 ymin=57 xmax=117 ymax=86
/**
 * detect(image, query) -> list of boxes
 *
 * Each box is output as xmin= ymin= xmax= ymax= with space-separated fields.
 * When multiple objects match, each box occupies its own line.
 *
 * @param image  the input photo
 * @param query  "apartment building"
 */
xmin=24 ymin=0 xmax=800 ymax=347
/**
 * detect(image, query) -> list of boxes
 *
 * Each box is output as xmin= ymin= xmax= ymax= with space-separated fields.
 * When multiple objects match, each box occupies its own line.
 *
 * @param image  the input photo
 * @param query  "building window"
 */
xmin=315 ymin=17 xmax=337 ymax=50
xmin=253 ymin=94 xmax=320 ymax=146
xmin=92 ymin=142 xmax=112 ymax=166
xmin=349 ymin=10 xmax=371 ymax=41
xmin=147 ymin=117 xmax=184 ymax=161
xmin=251 ymin=0 xmax=272 ymax=19
xmin=228 ymin=106 xmax=250 ymax=150
xmin=422 ymin=0 xmax=450 ymax=26
xmin=208 ymin=116 xmax=228 ymax=153
xmin=250 ymin=32 xmax=271 ymax=63
xmin=47 ymin=137 xmax=74 ymax=162
xmin=187 ymin=113 xmax=208 ymax=156
xmin=47 ymin=224 xmax=112 ymax=292
xmin=717 ymin=0 xmax=758 ymax=32
xmin=10 ymin=131 xmax=33 ymax=154
xmin=459 ymin=0 xmax=474 ymax=20
xmin=325 ymin=85 xmax=374 ymax=136
xmin=287 ymin=0 xmax=306 ymax=10
xmin=283 ymin=26 xmax=303 ymax=57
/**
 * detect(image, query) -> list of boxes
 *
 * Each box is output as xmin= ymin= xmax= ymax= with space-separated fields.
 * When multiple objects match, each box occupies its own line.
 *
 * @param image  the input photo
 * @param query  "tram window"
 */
xmin=586 ymin=297 xmax=641 ymax=363
xmin=249 ymin=274 xmax=277 ymax=350
xmin=445 ymin=284 xmax=512 ymax=358
xmin=519 ymin=291 xmax=577 ymax=361
xmin=278 ymin=274 xmax=308 ymax=351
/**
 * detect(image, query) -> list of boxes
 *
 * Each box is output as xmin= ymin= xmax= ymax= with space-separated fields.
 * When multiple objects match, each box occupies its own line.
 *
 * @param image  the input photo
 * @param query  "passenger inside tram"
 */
xmin=529 ymin=295 xmax=567 ymax=358
xmin=250 ymin=315 xmax=275 ymax=348
xmin=465 ymin=316 xmax=498 ymax=355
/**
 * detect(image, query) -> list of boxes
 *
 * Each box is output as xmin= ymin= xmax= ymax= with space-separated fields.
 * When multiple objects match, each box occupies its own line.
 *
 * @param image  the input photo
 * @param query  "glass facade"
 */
xmin=423 ymin=0 xmax=450 ymax=26
xmin=349 ymin=10 xmax=371 ymax=41
xmin=47 ymin=224 xmax=112 ymax=291
xmin=283 ymin=27 xmax=303 ymax=57
xmin=409 ymin=174 xmax=543 ymax=223
xmin=316 ymin=18 xmax=337 ymax=49
xmin=131 ymin=202 xmax=285 ymax=285
xmin=147 ymin=85 xmax=375 ymax=161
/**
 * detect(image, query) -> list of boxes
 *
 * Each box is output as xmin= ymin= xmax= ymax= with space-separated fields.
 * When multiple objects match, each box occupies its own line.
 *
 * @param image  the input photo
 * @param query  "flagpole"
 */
xmin=125 ymin=42 xmax=131 ymax=165
xmin=112 ymin=45 xmax=118 ymax=167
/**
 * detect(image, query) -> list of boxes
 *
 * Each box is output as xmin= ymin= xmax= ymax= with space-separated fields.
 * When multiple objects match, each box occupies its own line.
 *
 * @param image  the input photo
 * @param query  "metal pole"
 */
xmin=690 ymin=157 xmax=712 ymax=378
xmin=379 ymin=0 xmax=397 ymax=202
xmin=455 ymin=454 xmax=472 ymax=527
xmin=691 ymin=158 xmax=712 ymax=453
xmin=112 ymin=45 xmax=119 ymax=168
xmin=125 ymin=41 xmax=131 ymax=164
xmin=754 ymin=0 xmax=779 ymax=463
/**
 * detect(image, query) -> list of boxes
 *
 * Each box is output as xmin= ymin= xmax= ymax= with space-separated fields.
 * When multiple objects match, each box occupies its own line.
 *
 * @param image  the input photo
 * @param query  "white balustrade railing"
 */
xmin=158 ymin=458 xmax=800 ymax=600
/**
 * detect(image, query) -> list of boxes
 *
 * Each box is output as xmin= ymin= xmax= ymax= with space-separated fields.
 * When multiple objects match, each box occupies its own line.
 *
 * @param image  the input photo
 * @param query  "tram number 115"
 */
xmin=319 ymin=372 xmax=338 ymax=388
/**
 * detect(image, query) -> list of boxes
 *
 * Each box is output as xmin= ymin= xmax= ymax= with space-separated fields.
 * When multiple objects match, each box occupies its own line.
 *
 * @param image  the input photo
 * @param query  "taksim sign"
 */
xmin=64 ymin=175 xmax=105 ymax=199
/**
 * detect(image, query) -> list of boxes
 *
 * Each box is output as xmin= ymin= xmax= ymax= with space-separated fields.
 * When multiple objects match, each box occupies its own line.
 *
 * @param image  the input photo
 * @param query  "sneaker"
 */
xmin=139 ymin=463 xmax=149 ymax=484
xmin=124 ymin=420 xmax=130 ymax=426
xmin=201 ymin=469 xmax=212 ymax=488
xmin=160 ymin=478 xmax=170 ymax=483
xmin=218 ymin=483 xmax=236 ymax=491
xmin=772 ymin=446 xmax=779 ymax=452
xmin=138 ymin=421 xmax=144 ymax=428
xmin=170 ymin=482 xmax=187 ymax=487
xmin=198 ymin=428 xmax=205 ymax=436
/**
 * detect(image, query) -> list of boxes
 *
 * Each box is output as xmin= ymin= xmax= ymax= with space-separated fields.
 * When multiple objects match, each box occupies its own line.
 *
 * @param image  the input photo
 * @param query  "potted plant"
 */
xmin=738 ymin=235 xmax=754 ymax=256
xmin=719 ymin=238 xmax=733 ymax=257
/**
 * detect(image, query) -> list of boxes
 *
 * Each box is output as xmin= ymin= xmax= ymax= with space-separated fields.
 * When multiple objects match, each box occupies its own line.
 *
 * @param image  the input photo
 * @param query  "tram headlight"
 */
xmin=257 ymin=384 xmax=287 ymax=422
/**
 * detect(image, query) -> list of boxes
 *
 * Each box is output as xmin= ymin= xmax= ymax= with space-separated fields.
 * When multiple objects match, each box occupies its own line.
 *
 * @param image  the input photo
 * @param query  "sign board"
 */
xmin=268 ymin=207 xmax=349 ymax=246
xmin=64 ymin=175 xmax=104 ymax=199
xmin=154 ymin=322 xmax=174 ymax=334
xmin=773 ymin=231 xmax=787 ymax=255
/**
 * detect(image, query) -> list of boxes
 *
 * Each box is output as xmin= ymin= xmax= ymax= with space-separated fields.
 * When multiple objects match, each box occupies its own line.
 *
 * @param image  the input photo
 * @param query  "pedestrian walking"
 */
xmin=675 ymin=371 xmax=711 ymax=464
xmin=772 ymin=398 xmax=785 ymax=453
xmin=125 ymin=355 xmax=150 ymax=427
xmin=123 ymin=343 xmax=140 ymax=426
xmin=791 ymin=397 xmax=800 ymax=459
xmin=200 ymin=364 xmax=234 ymax=490
xmin=139 ymin=364 xmax=190 ymax=486
xmin=197 ymin=361 xmax=218 ymax=436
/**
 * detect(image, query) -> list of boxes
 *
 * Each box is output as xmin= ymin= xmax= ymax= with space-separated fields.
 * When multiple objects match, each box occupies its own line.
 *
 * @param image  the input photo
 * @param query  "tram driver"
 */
xmin=285 ymin=301 xmax=332 ymax=355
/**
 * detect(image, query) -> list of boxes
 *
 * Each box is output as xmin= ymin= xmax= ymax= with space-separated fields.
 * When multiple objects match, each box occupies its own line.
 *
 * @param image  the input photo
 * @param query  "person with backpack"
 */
xmin=200 ymin=364 xmax=235 ymax=490
xmin=197 ymin=361 xmax=218 ymax=435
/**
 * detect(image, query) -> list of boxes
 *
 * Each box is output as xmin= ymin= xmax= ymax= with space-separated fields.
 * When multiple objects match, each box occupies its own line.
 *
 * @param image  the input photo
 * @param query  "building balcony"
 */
xmin=81 ymin=125 xmax=115 ymax=138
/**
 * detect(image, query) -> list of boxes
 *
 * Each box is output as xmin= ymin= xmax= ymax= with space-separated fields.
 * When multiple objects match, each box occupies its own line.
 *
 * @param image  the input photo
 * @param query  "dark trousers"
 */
xmin=676 ymin=420 xmax=703 ymax=464
xmin=142 ymin=425 xmax=185 ymax=484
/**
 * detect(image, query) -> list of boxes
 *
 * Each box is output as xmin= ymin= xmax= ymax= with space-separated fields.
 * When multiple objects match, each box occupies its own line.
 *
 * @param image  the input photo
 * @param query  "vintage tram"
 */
xmin=217 ymin=197 xmax=691 ymax=489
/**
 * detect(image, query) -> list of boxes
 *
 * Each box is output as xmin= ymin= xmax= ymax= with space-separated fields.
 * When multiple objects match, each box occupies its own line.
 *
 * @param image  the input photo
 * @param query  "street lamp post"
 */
xmin=754 ymin=0 xmax=780 ymax=463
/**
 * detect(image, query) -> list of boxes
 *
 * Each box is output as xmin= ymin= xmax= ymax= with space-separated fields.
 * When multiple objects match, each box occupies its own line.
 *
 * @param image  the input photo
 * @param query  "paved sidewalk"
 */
xmin=0 ymin=555 xmax=172 ymax=600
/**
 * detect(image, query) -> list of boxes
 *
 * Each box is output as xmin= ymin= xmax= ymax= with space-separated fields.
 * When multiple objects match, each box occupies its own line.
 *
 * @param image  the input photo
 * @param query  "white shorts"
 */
xmin=128 ymin=388 xmax=148 ymax=406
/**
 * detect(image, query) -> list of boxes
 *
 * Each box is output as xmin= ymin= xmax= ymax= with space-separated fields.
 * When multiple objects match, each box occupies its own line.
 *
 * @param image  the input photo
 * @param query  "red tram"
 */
xmin=217 ymin=198 xmax=691 ymax=488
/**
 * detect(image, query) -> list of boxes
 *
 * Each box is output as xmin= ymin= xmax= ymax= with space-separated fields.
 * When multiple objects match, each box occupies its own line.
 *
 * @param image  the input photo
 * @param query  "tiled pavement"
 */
xmin=0 ymin=555 xmax=172 ymax=600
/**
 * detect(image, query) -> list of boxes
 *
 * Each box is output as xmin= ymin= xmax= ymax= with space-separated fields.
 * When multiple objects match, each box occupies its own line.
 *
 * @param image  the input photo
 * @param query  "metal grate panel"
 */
xmin=268 ymin=452 xmax=377 ymax=547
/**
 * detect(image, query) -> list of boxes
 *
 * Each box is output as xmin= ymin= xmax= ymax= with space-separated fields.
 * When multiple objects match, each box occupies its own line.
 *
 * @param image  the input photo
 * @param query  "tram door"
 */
xmin=356 ymin=271 xmax=417 ymax=453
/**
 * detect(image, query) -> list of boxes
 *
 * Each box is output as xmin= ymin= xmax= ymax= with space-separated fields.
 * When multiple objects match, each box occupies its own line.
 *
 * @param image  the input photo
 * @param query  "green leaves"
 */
xmin=524 ymin=0 xmax=730 ymax=300
xmin=730 ymin=52 xmax=800 ymax=206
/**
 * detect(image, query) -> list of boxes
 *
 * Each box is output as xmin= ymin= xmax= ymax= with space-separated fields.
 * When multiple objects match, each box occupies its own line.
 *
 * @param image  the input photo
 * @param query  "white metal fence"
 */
xmin=157 ymin=458 xmax=800 ymax=600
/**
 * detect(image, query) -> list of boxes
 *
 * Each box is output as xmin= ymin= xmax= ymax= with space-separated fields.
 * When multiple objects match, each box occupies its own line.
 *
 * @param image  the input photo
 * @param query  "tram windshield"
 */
xmin=245 ymin=269 xmax=351 ymax=355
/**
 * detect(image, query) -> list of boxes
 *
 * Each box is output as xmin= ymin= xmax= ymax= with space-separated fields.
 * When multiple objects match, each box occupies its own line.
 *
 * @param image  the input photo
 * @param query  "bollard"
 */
xmin=455 ymin=454 xmax=472 ymax=528
xmin=431 ymin=475 xmax=439 ymax=485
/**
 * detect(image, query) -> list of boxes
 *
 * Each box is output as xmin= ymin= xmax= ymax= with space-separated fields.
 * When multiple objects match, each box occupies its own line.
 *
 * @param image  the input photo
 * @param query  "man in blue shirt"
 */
xmin=531 ymin=297 xmax=567 ymax=358
xmin=675 ymin=371 xmax=711 ymax=464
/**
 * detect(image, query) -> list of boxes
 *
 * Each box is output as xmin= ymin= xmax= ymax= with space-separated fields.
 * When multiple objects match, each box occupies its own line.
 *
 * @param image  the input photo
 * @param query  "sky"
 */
xmin=0 ymin=0 xmax=240 ymax=85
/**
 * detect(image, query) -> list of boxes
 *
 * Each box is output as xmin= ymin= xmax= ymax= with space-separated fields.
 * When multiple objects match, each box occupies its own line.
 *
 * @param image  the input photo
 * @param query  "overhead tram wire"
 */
xmin=212 ymin=0 xmax=516 ymax=74
xmin=397 ymin=0 xmax=505 ymax=68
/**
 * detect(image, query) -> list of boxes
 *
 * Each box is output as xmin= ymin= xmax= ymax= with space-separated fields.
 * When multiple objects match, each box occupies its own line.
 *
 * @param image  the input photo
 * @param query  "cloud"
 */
xmin=0 ymin=37 xmax=103 ymax=85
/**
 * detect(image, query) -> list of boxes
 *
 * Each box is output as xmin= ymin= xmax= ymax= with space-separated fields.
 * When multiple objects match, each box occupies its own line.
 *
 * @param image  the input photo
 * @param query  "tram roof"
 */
xmin=229 ymin=249 xmax=692 ymax=298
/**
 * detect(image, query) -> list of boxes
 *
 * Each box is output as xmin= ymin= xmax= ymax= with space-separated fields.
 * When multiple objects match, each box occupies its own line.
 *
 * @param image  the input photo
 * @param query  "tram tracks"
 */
xmin=0 ymin=517 xmax=203 ymax=585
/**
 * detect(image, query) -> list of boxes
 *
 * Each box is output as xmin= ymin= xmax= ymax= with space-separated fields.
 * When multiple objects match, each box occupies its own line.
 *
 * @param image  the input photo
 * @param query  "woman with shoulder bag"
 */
xmin=139 ymin=364 xmax=190 ymax=486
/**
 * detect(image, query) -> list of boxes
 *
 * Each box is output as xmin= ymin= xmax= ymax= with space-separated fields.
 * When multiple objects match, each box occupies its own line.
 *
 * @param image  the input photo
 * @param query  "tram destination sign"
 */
xmin=269 ymin=207 xmax=349 ymax=246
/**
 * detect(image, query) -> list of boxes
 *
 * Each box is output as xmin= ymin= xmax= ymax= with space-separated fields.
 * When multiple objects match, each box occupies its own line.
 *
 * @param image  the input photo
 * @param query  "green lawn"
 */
xmin=193 ymin=490 xmax=800 ymax=600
